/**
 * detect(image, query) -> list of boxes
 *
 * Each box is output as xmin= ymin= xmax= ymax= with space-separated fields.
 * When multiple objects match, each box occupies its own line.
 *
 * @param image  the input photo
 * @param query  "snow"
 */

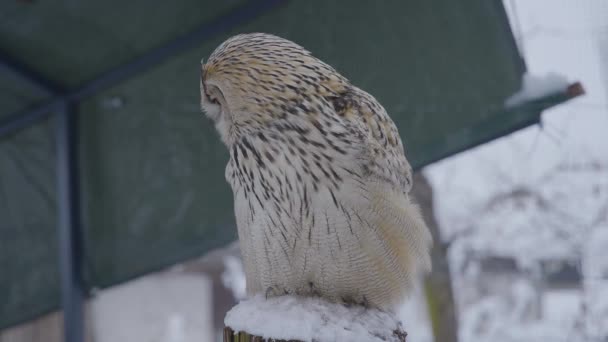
xmin=396 ymin=284 xmax=434 ymax=342
xmin=541 ymin=290 xmax=581 ymax=322
xmin=584 ymin=227 xmax=608 ymax=339
xmin=225 ymin=295 xmax=405 ymax=342
xmin=424 ymin=1 xmax=608 ymax=340
xmin=91 ymin=273 xmax=214 ymax=342
xmin=458 ymin=287 xmax=585 ymax=342
xmin=221 ymin=255 xmax=247 ymax=300
xmin=505 ymin=72 xmax=571 ymax=107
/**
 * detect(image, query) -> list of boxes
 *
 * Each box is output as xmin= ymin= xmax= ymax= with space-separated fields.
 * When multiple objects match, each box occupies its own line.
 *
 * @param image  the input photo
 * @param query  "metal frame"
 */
xmin=0 ymin=1 xmax=287 ymax=340
xmin=411 ymin=82 xmax=584 ymax=170
xmin=0 ymin=0 xmax=287 ymax=139
xmin=0 ymin=49 xmax=64 ymax=96
xmin=55 ymin=101 xmax=85 ymax=342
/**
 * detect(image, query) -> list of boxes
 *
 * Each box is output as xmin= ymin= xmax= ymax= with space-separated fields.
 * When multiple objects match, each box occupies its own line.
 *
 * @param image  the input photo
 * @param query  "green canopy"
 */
xmin=0 ymin=0 xmax=579 ymax=330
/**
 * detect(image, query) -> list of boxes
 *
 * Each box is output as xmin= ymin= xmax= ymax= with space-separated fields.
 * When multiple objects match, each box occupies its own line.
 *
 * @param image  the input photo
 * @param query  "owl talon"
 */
xmin=308 ymin=281 xmax=321 ymax=297
xmin=265 ymin=286 xmax=281 ymax=299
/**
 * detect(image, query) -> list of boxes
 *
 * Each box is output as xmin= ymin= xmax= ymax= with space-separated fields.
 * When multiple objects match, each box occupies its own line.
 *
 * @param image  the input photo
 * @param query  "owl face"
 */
xmin=199 ymin=69 xmax=221 ymax=121
xmin=200 ymin=66 xmax=233 ymax=145
xmin=200 ymin=33 xmax=348 ymax=146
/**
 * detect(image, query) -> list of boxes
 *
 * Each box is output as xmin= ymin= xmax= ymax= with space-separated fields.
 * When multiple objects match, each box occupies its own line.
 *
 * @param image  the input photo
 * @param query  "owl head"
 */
xmin=200 ymin=33 xmax=348 ymax=146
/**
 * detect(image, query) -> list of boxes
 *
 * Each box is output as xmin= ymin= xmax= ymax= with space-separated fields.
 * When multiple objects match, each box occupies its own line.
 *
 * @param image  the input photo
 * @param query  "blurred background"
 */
xmin=0 ymin=0 xmax=605 ymax=341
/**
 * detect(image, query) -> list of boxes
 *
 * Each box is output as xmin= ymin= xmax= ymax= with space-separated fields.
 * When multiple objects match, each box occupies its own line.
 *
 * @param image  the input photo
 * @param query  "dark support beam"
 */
xmin=0 ymin=0 xmax=287 ymax=139
xmin=55 ymin=101 xmax=85 ymax=342
xmin=0 ymin=98 xmax=64 ymax=137
xmin=0 ymin=49 xmax=64 ymax=96
xmin=73 ymin=0 xmax=287 ymax=100
xmin=412 ymin=82 xmax=585 ymax=170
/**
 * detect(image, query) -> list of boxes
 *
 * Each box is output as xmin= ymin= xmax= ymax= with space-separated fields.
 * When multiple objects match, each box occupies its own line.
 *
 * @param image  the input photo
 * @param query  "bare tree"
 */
xmin=413 ymin=172 xmax=459 ymax=342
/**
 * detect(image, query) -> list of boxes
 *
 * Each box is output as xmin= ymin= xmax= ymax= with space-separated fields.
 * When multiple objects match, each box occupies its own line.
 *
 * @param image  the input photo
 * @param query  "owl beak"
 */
xmin=201 ymin=64 xmax=205 ymax=86
xmin=200 ymin=63 xmax=212 ymax=96
xmin=200 ymin=68 xmax=209 ymax=101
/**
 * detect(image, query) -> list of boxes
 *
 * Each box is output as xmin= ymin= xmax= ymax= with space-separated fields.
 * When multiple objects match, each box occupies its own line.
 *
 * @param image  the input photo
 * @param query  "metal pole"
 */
xmin=55 ymin=101 xmax=85 ymax=342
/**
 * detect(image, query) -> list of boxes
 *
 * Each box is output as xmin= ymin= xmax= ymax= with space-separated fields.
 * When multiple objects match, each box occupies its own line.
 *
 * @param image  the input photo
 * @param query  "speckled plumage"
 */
xmin=201 ymin=33 xmax=432 ymax=311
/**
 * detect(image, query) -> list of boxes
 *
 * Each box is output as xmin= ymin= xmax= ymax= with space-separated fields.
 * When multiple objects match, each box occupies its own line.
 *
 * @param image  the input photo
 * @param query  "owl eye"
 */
xmin=204 ymin=90 xmax=219 ymax=105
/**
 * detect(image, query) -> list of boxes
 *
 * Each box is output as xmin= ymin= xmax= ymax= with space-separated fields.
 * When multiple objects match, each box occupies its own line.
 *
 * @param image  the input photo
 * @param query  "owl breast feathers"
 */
xmin=201 ymin=33 xmax=432 ymax=311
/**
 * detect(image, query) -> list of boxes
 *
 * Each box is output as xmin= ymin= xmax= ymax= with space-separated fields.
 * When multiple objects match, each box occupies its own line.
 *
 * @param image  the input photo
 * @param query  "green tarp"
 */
xmin=0 ymin=0 xmax=551 ymax=329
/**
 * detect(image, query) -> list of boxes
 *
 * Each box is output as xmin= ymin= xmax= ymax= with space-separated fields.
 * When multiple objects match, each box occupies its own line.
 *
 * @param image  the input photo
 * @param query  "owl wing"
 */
xmin=228 ymin=162 xmax=264 ymax=296
xmin=326 ymin=86 xmax=432 ymax=277
xmin=328 ymin=86 xmax=413 ymax=194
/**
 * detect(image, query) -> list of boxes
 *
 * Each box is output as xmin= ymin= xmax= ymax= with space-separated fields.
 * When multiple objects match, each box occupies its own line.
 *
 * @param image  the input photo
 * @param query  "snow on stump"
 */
xmin=223 ymin=295 xmax=407 ymax=342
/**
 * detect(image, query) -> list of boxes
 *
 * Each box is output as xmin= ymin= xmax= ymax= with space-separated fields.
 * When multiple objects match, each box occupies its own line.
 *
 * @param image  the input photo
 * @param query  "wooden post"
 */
xmin=413 ymin=173 xmax=458 ymax=342
xmin=223 ymin=321 xmax=407 ymax=342
xmin=223 ymin=327 xmax=302 ymax=342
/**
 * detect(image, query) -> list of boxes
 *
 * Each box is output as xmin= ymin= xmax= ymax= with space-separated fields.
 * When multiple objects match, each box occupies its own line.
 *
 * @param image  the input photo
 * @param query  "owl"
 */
xmin=201 ymin=33 xmax=431 ymax=311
